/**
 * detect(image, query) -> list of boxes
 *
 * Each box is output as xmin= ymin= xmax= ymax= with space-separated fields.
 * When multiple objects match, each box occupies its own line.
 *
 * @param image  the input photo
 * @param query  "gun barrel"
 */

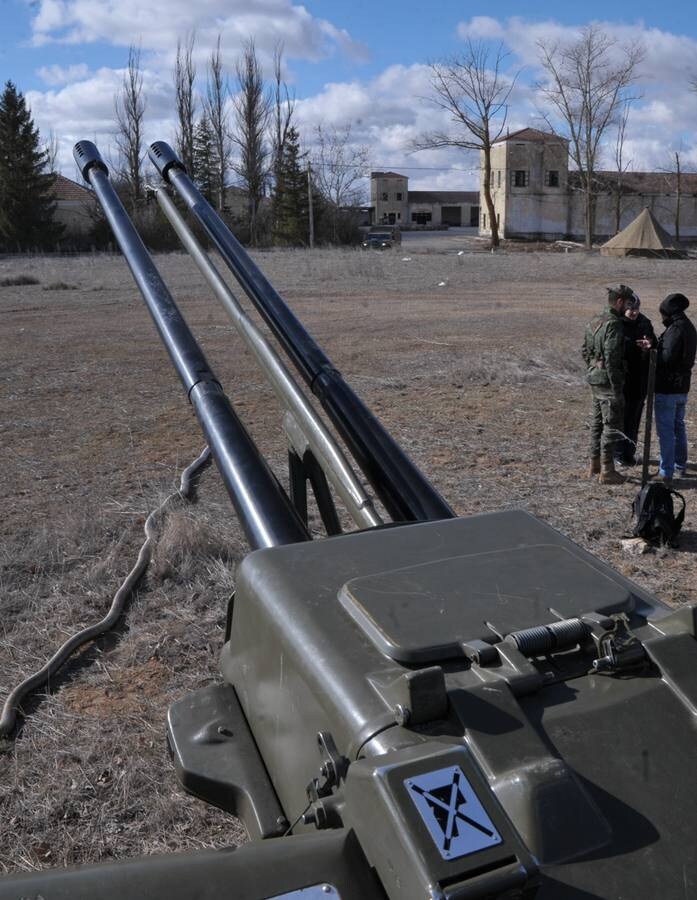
xmin=73 ymin=141 xmax=308 ymax=550
xmin=155 ymin=186 xmax=382 ymax=530
xmin=148 ymin=142 xmax=454 ymax=524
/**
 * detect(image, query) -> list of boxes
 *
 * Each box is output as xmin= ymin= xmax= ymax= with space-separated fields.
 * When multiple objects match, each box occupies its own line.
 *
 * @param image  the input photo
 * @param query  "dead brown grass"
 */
xmin=1 ymin=242 xmax=697 ymax=875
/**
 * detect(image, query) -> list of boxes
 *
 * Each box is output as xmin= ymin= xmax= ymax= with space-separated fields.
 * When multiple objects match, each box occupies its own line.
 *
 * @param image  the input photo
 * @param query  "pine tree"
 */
xmin=0 ymin=81 xmax=62 ymax=250
xmin=272 ymin=127 xmax=308 ymax=246
xmin=192 ymin=114 xmax=217 ymax=205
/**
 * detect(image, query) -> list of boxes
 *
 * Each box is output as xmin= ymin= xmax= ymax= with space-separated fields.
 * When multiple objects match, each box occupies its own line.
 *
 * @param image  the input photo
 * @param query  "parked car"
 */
xmin=362 ymin=226 xmax=401 ymax=250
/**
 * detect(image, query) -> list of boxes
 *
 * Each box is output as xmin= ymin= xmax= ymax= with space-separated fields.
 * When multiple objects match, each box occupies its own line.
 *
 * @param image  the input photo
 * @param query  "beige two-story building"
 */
xmin=370 ymin=171 xmax=479 ymax=227
xmin=480 ymin=127 xmax=697 ymax=242
xmin=480 ymin=128 xmax=569 ymax=240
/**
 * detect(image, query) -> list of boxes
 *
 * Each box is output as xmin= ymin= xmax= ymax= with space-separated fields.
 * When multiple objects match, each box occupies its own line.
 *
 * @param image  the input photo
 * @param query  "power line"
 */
xmin=307 ymin=160 xmax=479 ymax=174
xmin=368 ymin=164 xmax=478 ymax=173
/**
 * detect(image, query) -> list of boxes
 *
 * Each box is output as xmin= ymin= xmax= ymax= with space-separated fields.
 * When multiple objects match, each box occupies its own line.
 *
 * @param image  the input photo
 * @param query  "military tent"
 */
xmin=600 ymin=207 xmax=686 ymax=258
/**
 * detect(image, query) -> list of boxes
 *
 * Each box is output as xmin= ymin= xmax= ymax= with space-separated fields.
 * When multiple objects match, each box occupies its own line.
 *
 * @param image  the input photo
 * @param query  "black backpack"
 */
xmin=632 ymin=483 xmax=686 ymax=546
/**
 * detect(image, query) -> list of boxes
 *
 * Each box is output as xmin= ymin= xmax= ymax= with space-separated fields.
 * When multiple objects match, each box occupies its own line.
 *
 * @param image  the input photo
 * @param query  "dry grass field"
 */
xmin=2 ymin=239 xmax=697 ymax=874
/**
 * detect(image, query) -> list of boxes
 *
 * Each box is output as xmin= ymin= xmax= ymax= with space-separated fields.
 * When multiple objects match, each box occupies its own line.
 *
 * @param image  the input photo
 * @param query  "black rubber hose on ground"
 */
xmin=0 ymin=447 xmax=212 ymax=739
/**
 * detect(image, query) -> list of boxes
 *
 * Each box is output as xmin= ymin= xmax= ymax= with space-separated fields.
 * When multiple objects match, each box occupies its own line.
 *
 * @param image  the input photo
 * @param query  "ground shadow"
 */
xmin=674 ymin=528 xmax=697 ymax=553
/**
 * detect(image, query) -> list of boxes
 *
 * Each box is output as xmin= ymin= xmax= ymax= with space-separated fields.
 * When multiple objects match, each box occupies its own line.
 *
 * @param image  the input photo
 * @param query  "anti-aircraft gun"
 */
xmin=3 ymin=140 xmax=697 ymax=899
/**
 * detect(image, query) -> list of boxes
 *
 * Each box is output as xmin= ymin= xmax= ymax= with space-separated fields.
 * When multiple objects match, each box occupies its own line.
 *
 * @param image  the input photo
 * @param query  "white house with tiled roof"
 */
xmin=480 ymin=127 xmax=697 ymax=241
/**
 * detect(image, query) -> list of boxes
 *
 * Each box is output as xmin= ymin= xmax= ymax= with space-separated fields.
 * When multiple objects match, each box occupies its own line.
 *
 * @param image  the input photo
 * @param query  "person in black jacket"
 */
xmin=654 ymin=293 xmax=697 ymax=485
xmin=616 ymin=296 xmax=656 ymax=466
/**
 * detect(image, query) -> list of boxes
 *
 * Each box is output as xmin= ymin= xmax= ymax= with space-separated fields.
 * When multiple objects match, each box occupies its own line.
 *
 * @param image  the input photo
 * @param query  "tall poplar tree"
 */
xmin=0 ymin=81 xmax=62 ymax=250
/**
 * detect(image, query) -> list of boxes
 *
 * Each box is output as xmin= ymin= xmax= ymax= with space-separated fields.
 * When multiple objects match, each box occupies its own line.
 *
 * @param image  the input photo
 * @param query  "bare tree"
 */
xmin=44 ymin=129 xmax=59 ymax=174
xmin=271 ymin=42 xmax=296 ymax=235
xmin=271 ymin=43 xmax=295 ymax=181
xmin=311 ymin=123 xmax=369 ymax=242
xmin=114 ymin=45 xmax=146 ymax=204
xmin=537 ymin=25 xmax=643 ymax=249
xmin=673 ymin=151 xmax=683 ymax=242
xmin=659 ymin=149 xmax=690 ymax=241
xmin=612 ymin=102 xmax=631 ymax=233
xmin=413 ymin=41 xmax=519 ymax=249
xmin=231 ymin=39 xmax=270 ymax=246
xmin=174 ymin=33 xmax=196 ymax=174
xmin=204 ymin=35 xmax=231 ymax=212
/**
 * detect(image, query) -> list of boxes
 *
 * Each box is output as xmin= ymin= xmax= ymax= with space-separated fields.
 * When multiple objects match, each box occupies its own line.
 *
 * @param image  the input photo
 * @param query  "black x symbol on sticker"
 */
xmin=411 ymin=771 xmax=495 ymax=851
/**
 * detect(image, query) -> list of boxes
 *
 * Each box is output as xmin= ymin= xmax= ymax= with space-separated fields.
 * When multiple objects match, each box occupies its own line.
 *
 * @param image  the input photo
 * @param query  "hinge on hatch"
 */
xmin=591 ymin=616 xmax=649 ymax=674
xmin=303 ymin=731 xmax=349 ymax=830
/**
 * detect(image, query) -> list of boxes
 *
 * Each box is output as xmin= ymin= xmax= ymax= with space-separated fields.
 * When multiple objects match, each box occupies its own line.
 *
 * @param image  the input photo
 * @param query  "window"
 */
xmin=396 ymin=192 xmax=402 ymax=201
xmin=482 ymin=213 xmax=487 ymax=228
xmin=381 ymin=191 xmax=388 ymax=201
xmin=512 ymin=170 xmax=528 ymax=187
xmin=497 ymin=170 xmax=501 ymax=188
xmin=496 ymin=213 xmax=500 ymax=227
xmin=545 ymin=170 xmax=560 ymax=187
xmin=397 ymin=212 xmax=401 ymax=220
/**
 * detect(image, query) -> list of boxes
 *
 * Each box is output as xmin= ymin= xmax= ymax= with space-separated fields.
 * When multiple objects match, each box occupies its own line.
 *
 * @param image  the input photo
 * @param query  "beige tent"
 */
xmin=600 ymin=207 xmax=686 ymax=258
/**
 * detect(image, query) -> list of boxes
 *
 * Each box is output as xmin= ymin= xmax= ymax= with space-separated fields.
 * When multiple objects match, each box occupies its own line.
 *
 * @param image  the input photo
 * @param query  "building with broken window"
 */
xmin=480 ymin=127 xmax=697 ymax=242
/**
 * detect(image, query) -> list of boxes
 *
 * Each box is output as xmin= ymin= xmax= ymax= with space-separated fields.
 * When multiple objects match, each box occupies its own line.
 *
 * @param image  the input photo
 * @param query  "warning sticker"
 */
xmin=405 ymin=765 xmax=502 ymax=860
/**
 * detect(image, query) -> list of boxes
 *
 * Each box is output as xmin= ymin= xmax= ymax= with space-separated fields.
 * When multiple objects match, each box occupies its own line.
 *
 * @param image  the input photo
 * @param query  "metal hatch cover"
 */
xmin=339 ymin=544 xmax=634 ymax=663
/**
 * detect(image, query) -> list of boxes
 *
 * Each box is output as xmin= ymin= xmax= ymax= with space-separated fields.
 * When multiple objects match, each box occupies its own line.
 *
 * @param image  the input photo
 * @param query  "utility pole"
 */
xmin=675 ymin=151 xmax=682 ymax=242
xmin=307 ymin=161 xmax=314 ymax=249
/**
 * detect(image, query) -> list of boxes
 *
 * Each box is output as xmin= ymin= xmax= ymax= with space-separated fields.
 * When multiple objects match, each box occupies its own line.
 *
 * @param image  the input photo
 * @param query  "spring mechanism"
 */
xmin=505 ymin=618 xmax=589 ymax=656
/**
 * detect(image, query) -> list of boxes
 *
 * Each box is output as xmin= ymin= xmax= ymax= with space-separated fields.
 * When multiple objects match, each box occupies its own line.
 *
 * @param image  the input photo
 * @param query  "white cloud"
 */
xmin=24 ymin=16 xmax=697 ymax=190
xmin=29 ymin=0 xmax=368 ymax=70
xmin=26 ymin=65 xmax=177 ymax=177
xmin=294 ymin=64 xmax=482 ymax=190
xmin=455 ymin=16 xmax=697 ymax=175
xmin=36 ymin=63 xmax=90 ymax=85
xmin=456 ymin=15 xmax=697 ymax=92
xmin=457 ymin=16 xmax=505 ymax=42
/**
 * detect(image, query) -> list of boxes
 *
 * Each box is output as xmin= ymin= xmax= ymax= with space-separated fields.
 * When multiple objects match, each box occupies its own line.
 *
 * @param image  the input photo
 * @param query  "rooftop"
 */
xmin=569 ymin=170 xmax=697 ymax=194
xmin=53 ymin=173 xmax=92 ymax=202
xmin=493 ymin=127 xmax=567 ymax=145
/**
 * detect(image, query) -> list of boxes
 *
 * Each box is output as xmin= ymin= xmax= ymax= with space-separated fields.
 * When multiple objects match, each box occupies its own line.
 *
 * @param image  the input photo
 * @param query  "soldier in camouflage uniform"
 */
xmin=582 ymin=285 xmax=638 ymax=484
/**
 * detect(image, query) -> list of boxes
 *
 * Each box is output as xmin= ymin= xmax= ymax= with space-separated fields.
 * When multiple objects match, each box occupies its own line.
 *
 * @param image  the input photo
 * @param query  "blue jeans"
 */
xmin=654 ymin=393 xmax=689 ymax=477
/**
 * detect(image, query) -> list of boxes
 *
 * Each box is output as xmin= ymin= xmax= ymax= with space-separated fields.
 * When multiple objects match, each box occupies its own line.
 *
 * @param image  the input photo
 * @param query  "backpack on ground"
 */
xmin=632 ymin=482 xmax=686 ymax=546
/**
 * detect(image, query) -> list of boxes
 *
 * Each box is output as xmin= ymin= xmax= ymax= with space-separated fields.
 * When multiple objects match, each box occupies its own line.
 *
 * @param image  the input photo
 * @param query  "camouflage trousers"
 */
xmin=589 ymin=386 xmax=625 ymax=464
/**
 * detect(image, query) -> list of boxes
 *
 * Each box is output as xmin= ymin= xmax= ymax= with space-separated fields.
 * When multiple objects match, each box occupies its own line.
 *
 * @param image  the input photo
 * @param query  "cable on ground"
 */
xmin=0 ymin=447 xmax=212 ymax=738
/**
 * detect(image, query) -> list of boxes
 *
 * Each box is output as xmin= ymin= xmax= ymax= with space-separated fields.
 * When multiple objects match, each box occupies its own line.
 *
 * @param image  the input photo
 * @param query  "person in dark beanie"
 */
xmin=582 ymin=284 xmax=637 ymax=484
xmin=616 ymin=295 xmax=656 ymax=466
xmin=654 ymin=292 xmax=697 ymax=485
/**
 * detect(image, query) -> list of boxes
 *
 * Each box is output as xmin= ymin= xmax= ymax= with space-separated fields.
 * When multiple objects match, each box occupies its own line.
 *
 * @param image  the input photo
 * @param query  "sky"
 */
xmin=2 ymin=0 xmax=697 ymax=190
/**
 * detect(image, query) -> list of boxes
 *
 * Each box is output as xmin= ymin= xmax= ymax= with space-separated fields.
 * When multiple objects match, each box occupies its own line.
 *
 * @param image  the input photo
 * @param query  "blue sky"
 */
xmin=2 ymin=0 xmax=697 ymax=187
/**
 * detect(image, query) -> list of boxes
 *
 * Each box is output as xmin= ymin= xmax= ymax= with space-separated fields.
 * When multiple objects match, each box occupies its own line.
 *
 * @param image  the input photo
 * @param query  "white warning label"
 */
xmin=405 ymin=765 xmax=502 ymax=860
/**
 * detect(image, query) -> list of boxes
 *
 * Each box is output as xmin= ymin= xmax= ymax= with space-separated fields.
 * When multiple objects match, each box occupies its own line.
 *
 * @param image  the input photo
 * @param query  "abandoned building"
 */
xmin=479 ymin=127 xmax=697 ymax=242
xmin=369 ymin=171 xmax=479 ymax=227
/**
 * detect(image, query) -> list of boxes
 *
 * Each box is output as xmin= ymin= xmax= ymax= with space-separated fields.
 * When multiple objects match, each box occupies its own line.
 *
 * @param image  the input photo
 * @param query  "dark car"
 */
xmin=363 ymin=225 xmax=402 ymax=250
xmin=363 ymin=231 xmax=394 ymax=250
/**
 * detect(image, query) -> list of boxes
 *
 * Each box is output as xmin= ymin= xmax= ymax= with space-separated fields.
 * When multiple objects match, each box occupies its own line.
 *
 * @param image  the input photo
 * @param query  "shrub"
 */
xmin=43 ymin=281 xmax=76 ymax=291
xmin=0 ymin=274 xmax=40 ymax=286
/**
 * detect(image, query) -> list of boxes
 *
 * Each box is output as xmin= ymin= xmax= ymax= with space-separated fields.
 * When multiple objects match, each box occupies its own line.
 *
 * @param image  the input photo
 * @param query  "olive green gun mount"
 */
xmin=4 ymin=140 xmax=697 ymax=900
